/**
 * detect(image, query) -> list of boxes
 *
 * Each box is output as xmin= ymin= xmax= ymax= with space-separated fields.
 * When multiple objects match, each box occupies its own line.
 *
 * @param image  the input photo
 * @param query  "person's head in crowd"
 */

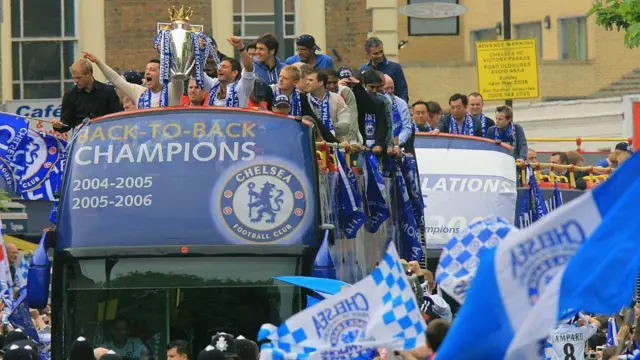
xmin=324 ymin=69 xmax=341 ymax=93
xmin=68 ymin=336 xmax=94 ymax=360
xmin=233 ymin=336 xmax=258 ymax=360
xmin=4 ymin=329 xmax=27 ymax=347
xmin=122 ymin=70 xmax=143 ymax=86
xmin=167 ymin=340 xmax=189 ymax=360
xmin=601 ymin=346 xmax=619 ymax=360
xmin=426 ymin=319 xmax=450 ymax=354
xmin=549 ymin=152 xmax=569 ymax=175
xmin=3 ymin=344 xmax=34 ymax=360
xmin=426 ymin=101 xmax=443 ymax=128
xmin=122 ymin=96 xmax=136 ymax=111
xmin=295 ymin=34 xmax=321 ymax=62
xmin=94 ymin=347 xmax=110 ymax=360
xmin=272 ymin=94 xmax=291 ymax=115
xmin=566 ymin=150 xmax=585 ymax=166
xmin=187 ymin=79 xmax=206 ymax=106
xmin=278 ymin=65 xmax=301 ymax=93
xmin=495 ymin=105 xmax=513 ymax=130
xmin=144 ymin=59 xmax=162 ymax=92
xmin=210 ymin=333 xmax=238 ymax=360
xmin=70 ymin=58 xmax=95 ymax=91
xmin=101 ymin=350 xmax=124 ymax=360
xmin=616 ymin=150 xmax=631 ymax=165
xmin=255 ymin=33 xmax=279 ymax=65
xmin=246 ymin=41 xmax=257 ymax=58
xmin=110 ymin=317 xmax=132 ymax=346
xmin=362 ymin=69 xmax=383 ymax=94
xmin=305 ymin=69 xmax=328 ymax=97
xmin=197 ymin=347 xmax=225 ymax=360
xmin=292 ymin=62 xmax=314 ymax=93
xmin=218 ymin=57 xmax=242 ymax=84
xmin=382 ymin=74 xmax=394 ymax=95
xmin=468 ymin=92 xmax=485 ymax=117
xmin=449 ymin=93 xmax=468 ymax=121
xmin=363 ymin=37 xmax=385 ymax=66
xmin=527 ymin=148 xmax=537 ymax=162
xmin=412 ymin=101 xmax=429 ymax=127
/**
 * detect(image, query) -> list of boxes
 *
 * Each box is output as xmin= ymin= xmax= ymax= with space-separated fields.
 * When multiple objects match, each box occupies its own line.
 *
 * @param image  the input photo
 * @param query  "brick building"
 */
xmin=1 ymin=0 xmax=639 ymax=112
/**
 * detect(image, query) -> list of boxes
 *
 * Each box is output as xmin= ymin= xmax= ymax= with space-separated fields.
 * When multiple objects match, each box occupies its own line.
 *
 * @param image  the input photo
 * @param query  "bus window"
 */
xmin=61 ymin=256 xmax=302 ymax=359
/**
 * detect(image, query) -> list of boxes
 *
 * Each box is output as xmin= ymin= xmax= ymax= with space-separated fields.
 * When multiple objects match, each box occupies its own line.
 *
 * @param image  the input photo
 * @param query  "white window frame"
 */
xmin=470 ymin=27 xmax=498 ymax=63
xmin=515 ymin=21 xmax=543 ymax=59
xmin=559 ymin=16 xmax=587 ymax=61
xmin=11 ymin=0 xmax=79 ymax=99
xmin=232 ymin=0 xmax=297 ymax=57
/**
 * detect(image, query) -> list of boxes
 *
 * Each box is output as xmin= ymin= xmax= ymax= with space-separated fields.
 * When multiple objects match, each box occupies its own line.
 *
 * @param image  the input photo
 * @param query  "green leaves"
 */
xmin=588 ymin=0 xmax=640 ymax=48
xmin=0 ymin=190 xmax=12 ymax=212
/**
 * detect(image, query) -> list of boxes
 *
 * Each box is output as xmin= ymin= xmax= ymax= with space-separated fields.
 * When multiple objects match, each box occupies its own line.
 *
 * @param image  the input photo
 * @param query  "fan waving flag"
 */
xmin=436 ymin=151 xmax=640 ymax=360
xmin=258 ymin=242 xmax=426 ymax=360
xmin=607 ymin=317 xmax=619 ymax=347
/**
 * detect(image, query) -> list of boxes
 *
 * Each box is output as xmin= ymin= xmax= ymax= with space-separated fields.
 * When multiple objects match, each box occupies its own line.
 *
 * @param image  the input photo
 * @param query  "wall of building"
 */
xmin=324 ymin=0 xmax=371 ymax=69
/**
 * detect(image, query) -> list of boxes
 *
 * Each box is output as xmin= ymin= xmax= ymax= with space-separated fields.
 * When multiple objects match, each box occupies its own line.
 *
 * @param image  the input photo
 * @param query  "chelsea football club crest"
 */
xmin=219 ymin=163 xmax=307 ymax=243
xmin=12 ymin=130 xmax=60 ymax=193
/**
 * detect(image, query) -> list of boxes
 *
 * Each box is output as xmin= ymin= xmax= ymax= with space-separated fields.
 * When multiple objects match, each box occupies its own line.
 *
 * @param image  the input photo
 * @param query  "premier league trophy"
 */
xmin=156 ymin=6 xmax=218 ymax=88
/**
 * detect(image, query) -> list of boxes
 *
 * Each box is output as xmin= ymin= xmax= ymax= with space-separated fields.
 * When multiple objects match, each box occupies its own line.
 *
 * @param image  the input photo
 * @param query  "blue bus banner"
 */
xmin=57 ymin=109 xmax=318 ymax=249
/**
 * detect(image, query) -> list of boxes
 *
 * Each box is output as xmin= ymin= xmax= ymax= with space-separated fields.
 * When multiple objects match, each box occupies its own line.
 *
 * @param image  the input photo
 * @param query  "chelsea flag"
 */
xmin=257 ymin=242 xmax=426 ymax=359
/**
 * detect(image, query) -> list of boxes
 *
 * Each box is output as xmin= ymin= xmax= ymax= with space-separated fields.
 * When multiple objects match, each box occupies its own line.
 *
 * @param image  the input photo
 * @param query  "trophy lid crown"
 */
xmin=168 ymin=5 xmax=193 ymax=22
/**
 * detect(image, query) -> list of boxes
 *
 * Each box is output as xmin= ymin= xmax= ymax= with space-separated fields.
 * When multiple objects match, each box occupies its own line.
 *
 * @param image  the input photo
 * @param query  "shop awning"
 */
xmin=4 ymin=235 xmax=37 ymax=252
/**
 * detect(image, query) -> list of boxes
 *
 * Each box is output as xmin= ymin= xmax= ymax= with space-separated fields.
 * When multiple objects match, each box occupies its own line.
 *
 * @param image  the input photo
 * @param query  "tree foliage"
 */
xmin=587 ymin=0 xmax=640 ymax=48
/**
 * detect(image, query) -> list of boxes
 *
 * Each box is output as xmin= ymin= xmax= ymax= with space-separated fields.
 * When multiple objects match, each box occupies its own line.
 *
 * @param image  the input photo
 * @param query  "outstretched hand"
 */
xmin=82 ymin=51 xmax=99 ymax=63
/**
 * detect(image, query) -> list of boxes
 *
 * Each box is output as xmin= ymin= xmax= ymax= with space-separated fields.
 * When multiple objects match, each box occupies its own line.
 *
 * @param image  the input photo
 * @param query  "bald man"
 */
xmin=382 ymin=74 xmax=412 ymax=150
xmin=95 ymin=347 xmax=110 ymax=359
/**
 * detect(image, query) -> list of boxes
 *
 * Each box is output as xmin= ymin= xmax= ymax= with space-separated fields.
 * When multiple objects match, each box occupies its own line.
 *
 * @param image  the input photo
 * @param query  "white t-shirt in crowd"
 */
xmin=102 ymin=338 xmax=147 ymax=360
xmin=546 ymin=323 xmax=598 ymax=360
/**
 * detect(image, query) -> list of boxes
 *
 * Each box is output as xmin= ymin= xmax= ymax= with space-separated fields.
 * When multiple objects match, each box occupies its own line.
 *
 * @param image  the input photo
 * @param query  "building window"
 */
xmin=471 ymin=28 xmax=498 ymax=62
xmin=560 ymin=16 xmax=587 ymax=60
xmin=11 ymin=0 xmax=77 ymax=100
xmin=233 ymin=0 xmax=296 ymax=59
xmin=515 ymin=22 xmax=542 ymax=59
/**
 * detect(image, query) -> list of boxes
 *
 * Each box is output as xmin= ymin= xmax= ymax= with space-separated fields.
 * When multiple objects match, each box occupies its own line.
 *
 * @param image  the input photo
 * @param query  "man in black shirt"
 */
xmin=53 ymin=58 xmax=122 ymax=133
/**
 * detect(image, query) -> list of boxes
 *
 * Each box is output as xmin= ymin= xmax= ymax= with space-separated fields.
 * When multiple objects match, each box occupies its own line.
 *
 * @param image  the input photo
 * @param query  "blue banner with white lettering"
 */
xmin=0 ymin=113 xmax=30 ymax=192
xmin=527 ymin=165 xmax=548 ymax=222
xmin=57 ymin=109 xmax=318 ymax=248
xmin=394 ymin=162 xmax=422 ymax=262
xmin=400 ymin=154 xmax=426 ymax=244
xmin=336 ymin=150 xmax=365 ymax=239
xmin=363 ymin=152 xmax=389 ymax=233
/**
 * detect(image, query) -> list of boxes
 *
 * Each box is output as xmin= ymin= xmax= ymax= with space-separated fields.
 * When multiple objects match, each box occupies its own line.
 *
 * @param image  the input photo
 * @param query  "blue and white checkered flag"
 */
xmin=257 ymin=242 xmax=426 ymax=359
xmin=435 ymin=216 xmax=516 ymax=304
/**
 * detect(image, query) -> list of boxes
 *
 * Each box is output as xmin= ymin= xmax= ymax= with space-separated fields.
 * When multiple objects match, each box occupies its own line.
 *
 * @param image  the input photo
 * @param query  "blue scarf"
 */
xmin=449 ymin=113 xmax=474 ymax=135
xmin=137 ymin=87 xmax=169 ymax=109
xmin=309 ymin=92 xmax=334 ymax=134
xmin=479 ymin=113 xmax=488 ymax=137
xmin=208 ymin=81 xmax=239 ymax=107
xmin=389 ymin=94 xmax=402 ymax=138
xmin=364 ymin=114 xmax=376 ymax=147
xmin=494 ymin=121 xmax=516 ymax=144
xmin=275 ymin=87 xmax=302 ymax=116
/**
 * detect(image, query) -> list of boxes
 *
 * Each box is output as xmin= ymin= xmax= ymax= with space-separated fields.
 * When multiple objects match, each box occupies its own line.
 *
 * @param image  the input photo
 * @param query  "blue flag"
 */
xmin=336 ymin=151 xmax=365 ymax=239
xmin=400 ymin=155 xmax=426 ymax=243
xmin=0 ymin=113 xmax=30 ymax=192
xmin=606 ymin=317 xmax=618 ymax=347
xmin=516 ymin=186 xmax=531 ymax=228
xmin=551 ymin=179 xmax=563 ymax=210
xmin=394 ymin=162 xmax=422 ymax=262
xmin=527 ymin=165 xmax=548 ymax=222
xmin=9 ymin=286 xmax=39 ymax=342
xmin=18 ymin=131 xmax=67 ymax=201
xmin=363 ymin=152 xmax=390 ymax=233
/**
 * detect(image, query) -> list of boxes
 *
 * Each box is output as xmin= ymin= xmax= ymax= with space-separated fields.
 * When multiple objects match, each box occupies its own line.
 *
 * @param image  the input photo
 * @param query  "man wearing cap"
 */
xmin=285 ymin=34 xmax=334 ymax=69
xmin=360 ymin=37 xmax=409 ymax=103
xmin=272 ymin=94 xmax=292 ymax=116
xmin=54 ymin=58 xmax=122 ymax=133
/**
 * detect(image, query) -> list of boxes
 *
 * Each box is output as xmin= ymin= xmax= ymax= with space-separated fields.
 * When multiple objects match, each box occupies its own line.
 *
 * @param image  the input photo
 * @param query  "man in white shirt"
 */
xmin=546 ymin=313 xmax=600 ymax=360
xmin=82 ymin=52 xmax=183 ymax=109
xmin=202 ymin=36 xmax=255 ymax=108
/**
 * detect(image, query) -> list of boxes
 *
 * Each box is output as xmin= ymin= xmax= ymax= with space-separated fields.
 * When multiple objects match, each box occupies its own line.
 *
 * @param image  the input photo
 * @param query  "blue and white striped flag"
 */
xmin=257 ymin=242 xmax=426 ymax=360
xmin=507 ymin=152 xmax=640 ymax=359
xmin=435 ymin=216 xmax=515 ymax=304
xmin=436 ymin=151 xmax=640 ymax=360
xmin=607 ymin=317 xmax=619 ymax=347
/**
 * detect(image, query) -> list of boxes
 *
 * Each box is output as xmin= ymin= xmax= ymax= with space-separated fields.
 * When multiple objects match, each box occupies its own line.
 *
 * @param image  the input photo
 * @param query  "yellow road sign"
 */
xmin=476 ymin=39 xmax=539 ymax=101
